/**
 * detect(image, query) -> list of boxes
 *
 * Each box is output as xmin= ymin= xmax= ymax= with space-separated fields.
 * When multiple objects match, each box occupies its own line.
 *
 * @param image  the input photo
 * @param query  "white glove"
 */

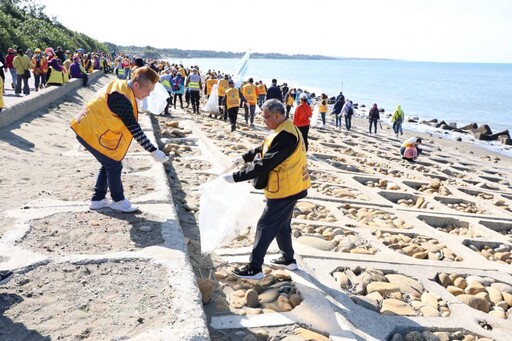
xmin=151 ymin=149 xmax=169 ymax=163
xmin=232 ymin=156 xmax=245 ymax=167
xmin=222 ymin=174 xmax=235 ymax=183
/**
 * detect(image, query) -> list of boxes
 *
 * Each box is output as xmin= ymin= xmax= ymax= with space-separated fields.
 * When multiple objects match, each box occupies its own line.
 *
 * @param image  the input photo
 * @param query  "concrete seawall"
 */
xmin=0 ymin=70 xmax=103 ymax=129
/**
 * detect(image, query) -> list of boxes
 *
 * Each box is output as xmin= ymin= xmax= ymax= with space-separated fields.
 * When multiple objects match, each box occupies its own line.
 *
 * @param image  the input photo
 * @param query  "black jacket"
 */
xmin=266 ymin=85 xmax=283 ymax=102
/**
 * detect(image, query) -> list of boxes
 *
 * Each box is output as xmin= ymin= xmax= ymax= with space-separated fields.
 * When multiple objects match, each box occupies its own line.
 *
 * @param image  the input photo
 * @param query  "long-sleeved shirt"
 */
xmin=293 ymin=102 xmax=312 ymax=127
xmin=233 ymin=126 xmax=307 ymax=200
xmin=266 ymin=84 xmax=283 ymax=102
xmin=107 ymin=91 xmax=156 ymax=153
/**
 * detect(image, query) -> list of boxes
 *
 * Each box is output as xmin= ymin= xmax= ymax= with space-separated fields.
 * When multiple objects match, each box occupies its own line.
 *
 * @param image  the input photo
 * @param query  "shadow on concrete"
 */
xmin=0 ymin=293 xmax=50 ymax=340
xmin=95 ymin=210 xmax=169 ymax=250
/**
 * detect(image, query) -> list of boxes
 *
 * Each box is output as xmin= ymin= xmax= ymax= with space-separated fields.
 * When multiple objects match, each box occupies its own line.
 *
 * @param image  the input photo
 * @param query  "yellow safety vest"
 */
xmin=242 ymin=83 xmax=257 ymax=105
xmin=70 ymin=80 xmax=138 ymax=161
xmin=225 ymin=87 xmax=240 ymax=109
xmin=217 ymin=79 xmax=229 ymax=97
xmin=319 ymin=101 xmax=328 ymax=113
xmin=46 ymin=66 xmax=64 ymax=85
xmin=206 ymin=78 xmax=218 ymax=95
xmin=257 ymin=84 xmax=267 ymax=95
xmin=286 ymin=94 xmax=294 ymax=106
xmin=262 ymin=120 xmax=310 ymax=199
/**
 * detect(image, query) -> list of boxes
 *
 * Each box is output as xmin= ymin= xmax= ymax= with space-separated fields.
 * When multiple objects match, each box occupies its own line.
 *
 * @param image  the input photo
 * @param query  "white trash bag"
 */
xmin=199 ymin=176 xmax=263 ymax=254
xmin=145 ymin=82 xmax=169 ymax=115
xmin=203 ymin=84 xmax=219 ymax=114
xmin=311 ymin=105 xmax=320 ymax=127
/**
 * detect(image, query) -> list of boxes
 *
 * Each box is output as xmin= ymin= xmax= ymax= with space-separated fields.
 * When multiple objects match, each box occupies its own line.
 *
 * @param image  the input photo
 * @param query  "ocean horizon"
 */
xmin=170 ymin=57 xmax=512 ymax=134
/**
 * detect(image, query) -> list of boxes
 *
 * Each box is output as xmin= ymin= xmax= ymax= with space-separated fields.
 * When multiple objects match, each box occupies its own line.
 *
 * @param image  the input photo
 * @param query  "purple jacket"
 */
xmin=70 ymin=62 xmax=86 ymax=78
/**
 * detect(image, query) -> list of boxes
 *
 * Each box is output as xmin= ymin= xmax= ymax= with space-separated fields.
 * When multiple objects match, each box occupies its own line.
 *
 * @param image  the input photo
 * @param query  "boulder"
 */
xmin=380 ymin=298 xmax=416 ymax=316
xmin=379 ymin=108 xmax=385 ymax=113
xmin=471 ymin=124 xmax=492 ymax=137
xmin=461 ymin=122 xmax=478 ymax=131
xmin=351 ymin=295 xmax=380 ymax=312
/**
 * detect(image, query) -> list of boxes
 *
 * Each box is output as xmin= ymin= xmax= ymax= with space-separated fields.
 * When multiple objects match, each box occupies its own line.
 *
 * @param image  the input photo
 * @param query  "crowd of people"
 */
xmin=0 ymin=57 xmax=422 ymax=283
xmin=0 ymin=45 xmax=116 ymax=109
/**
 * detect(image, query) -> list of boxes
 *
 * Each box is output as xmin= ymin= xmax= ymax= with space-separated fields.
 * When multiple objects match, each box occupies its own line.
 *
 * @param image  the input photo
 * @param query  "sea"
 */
xmin=170 ymin=57 xmax=512 ymax=156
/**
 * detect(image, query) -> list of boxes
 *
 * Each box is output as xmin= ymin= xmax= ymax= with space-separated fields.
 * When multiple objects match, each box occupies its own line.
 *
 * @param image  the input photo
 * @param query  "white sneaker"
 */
xmin=110 ymin=199 xmax=139 ymax=213
xmin=89 ymin=198 xmax=111 ymax=210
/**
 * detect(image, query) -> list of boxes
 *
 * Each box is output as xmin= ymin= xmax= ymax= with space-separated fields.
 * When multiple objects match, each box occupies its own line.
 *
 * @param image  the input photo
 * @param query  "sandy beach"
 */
xmin=1 ymin=72 xmax=511 ymax=340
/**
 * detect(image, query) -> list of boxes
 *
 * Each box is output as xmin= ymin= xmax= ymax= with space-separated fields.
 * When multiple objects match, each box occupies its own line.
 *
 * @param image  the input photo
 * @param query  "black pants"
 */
xmin=369 ymin=118 xmax=378 ymax=133
xmin=286 ymin=105 xmax=291 ymax=119
xmin=190 ymin=91 xmax=200 ymax=113
xmin=345 ymin=115 xmax=352 ymax=130
xmin=218 ymin=96 xmax=224 ymax=116
xmin=250 ymin=198 xmax=297 ymax=270
xmin=164 ymin=91 xmax=173 ymax=114
xmin=174 ymin=93 xmax=183 ymax=109
xmin=298 ymin=125 xmax=310 ymax=151
xmin=228 ymin=107 xmax=238 ymax=129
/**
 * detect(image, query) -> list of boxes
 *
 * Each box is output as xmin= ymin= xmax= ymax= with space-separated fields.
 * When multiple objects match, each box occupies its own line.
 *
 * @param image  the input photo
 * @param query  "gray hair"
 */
xmin=262 ymin=99 xmax=285 ymax=116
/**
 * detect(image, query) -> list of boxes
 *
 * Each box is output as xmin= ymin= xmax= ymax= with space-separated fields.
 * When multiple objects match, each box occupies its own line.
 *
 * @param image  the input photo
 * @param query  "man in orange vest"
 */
xmin=70 ymin=66 xmax=169 ymax=212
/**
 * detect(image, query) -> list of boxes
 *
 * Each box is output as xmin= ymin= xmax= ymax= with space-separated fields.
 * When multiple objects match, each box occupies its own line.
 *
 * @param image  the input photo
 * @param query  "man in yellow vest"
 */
xmin=241 ymin=78 xmax=257 ymax=127
xmin=223 ymin=79 xmax=240 ymax=132
xmin=70 ymin=67 xmax=169 ymax=213
xmin=217 ymin=74 xmax=230 ymax=120
xmin=222 ymin=99 xmax=311 ymax=279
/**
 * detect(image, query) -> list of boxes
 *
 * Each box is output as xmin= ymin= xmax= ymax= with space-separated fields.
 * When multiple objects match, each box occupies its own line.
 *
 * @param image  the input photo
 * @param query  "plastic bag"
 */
xmin=199 ymin=176 xmax=264 ymax=254
xmin=255 ymin=104 xmax=262 ymax=115
xmin=310 ymin=105 xmax=319 ymax=127
xmin=145 ymin=82 xmax=169 ymax=114
xmin=203 ymin=84 xmax=219 ymax=113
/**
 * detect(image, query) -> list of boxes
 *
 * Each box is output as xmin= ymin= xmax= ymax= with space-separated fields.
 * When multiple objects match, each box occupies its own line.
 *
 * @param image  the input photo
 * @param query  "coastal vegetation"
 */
xmin=0 ymin=0 xmax=109 ymax=53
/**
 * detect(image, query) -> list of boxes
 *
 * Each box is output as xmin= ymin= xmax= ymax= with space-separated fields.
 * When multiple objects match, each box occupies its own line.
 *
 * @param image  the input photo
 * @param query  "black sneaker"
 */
xmin=0 ymin=270 xmax=13 ymax=285
xmin=270 ymin=257 xmax=298 ymax=270
xmin=232 ymin=265 xmax=263 ymax=280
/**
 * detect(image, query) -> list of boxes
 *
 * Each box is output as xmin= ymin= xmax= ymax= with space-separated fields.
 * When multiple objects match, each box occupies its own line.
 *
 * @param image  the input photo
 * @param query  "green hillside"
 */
xmin=0 ymin=0 xmax=108 ymax=54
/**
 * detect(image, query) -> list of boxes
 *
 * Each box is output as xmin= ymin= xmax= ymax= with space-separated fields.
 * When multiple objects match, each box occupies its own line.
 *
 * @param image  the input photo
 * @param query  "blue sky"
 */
xmin=42 ymin=0 xmax=512 ymax=63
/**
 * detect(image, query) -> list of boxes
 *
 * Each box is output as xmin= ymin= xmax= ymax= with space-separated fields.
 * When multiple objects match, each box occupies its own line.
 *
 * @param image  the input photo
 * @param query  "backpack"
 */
xmin=347 ymin=106 xmax=354 ymax=116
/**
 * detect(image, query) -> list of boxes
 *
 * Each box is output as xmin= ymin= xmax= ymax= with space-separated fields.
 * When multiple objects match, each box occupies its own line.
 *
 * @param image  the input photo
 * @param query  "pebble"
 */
xmin=138 ymin=225 xmax=152 ymax=232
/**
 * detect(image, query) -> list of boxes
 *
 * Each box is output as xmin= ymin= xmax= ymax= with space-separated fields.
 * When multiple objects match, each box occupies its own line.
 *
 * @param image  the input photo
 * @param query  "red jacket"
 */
xmin=293 ymin=102 xmax=312 ymax=127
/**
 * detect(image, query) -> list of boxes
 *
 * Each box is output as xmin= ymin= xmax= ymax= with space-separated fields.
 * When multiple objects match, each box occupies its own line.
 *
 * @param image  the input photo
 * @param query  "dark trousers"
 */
xmin=345 ymin=115 xmax=352 ymax=130
xmin=335 ymin=114 xmax=342 ymax=127
xmin=174 ymin=93 xmax=183 ymax=109
xmin=76 ymin=135 xmax=125 ymax=202
xmin=286 ymin=105 xmax=291 ymax=119
xmin=81 ymin=74 xmax=88 ymax=87
xmin=34 ymin=73 xmax=47 ymax=89
xmin=369 ymin=118 xmax=378 ymax=133
xmin=228 ymin=107 xmax=238 ymax=129
xmin=218 ymin=96 xmax=224 ymax=117
xmin=164 ymin=92 xmax=172 ymax=114
xmin=250 ymin=198 xmax=297 ymax=270
xmin=190 ymin=91 xmax=200 ymax=113
xmin=320 ymin=112 xmax=326 ymax=125
xmin=244 ymin=104 xmax=256 ymax=124
xmin=298 ymin=125 xmax=310 ymax=151
xmin=15 ymin=74 xmax=30 ymax=95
